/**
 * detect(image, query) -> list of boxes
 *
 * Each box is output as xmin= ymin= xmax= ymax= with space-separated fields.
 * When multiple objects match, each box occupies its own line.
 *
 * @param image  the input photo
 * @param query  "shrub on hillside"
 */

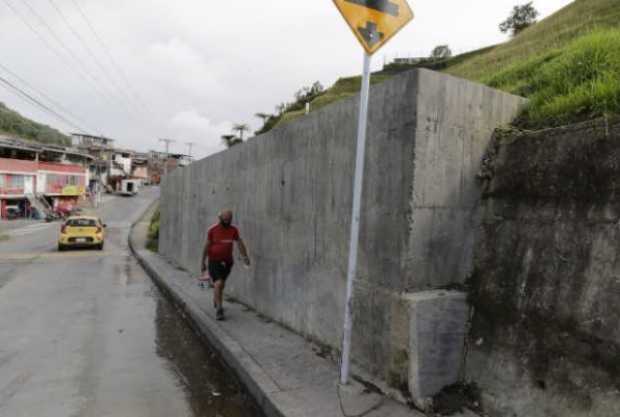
xmin=147 ymin=208 xmax=160 ymax=252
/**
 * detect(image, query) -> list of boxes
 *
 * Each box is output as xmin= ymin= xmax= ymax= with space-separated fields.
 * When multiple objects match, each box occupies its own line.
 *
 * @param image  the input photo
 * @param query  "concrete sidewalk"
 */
xmin=129 ymin=209 xmax=424 ymax=417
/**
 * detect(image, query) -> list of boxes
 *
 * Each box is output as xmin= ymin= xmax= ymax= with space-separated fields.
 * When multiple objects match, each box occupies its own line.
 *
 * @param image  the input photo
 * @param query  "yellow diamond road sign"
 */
xmin=333 ymin=0 xmax=414 ymax=55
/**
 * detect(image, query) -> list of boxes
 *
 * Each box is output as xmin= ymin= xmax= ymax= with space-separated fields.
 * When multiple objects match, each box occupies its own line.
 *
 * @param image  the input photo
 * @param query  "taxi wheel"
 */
xmin=97 ymin=243 xmax=104 ymax=251
xmin=58 ymin=244 xmax=66 ymax=252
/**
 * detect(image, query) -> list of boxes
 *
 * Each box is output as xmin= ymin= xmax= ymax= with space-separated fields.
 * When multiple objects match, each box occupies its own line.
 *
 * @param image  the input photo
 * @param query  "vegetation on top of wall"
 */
xmin=258 ymin=0 xmax=620 ymax=134
xmin=147 ymin=208 xmax=160 ymax=252
xmin=256 ymin=74 xmax=392 ymax=133
xmin=0 ymin=102 xmax=71 ymax=145
xmin=486 ymin=29 xmax=620 ymax=128
xmin=444 ymin=0 xmax=620 ymax=82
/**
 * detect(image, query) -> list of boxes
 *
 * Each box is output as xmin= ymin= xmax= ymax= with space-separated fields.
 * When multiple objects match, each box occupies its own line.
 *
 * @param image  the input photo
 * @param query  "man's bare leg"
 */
xmin=214 ymin=280 xmax=225 ymax=319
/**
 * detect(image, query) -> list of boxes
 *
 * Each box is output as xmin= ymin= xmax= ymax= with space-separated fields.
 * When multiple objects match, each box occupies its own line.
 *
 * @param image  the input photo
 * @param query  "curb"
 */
xmin=128 ymin=203 xmax=283 ymax=417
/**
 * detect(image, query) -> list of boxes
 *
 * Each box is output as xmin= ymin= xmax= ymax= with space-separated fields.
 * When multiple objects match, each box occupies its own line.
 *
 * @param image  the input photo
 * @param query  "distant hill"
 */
xmin=267 ymin=0 xmax=620 ymax=132
xmin=0 ymin=102 xmax=71 ymax=146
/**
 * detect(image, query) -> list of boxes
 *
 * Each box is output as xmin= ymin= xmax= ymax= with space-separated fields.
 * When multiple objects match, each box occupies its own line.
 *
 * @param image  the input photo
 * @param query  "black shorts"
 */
xmin=208 ymin=260 xmax=233 ymax=282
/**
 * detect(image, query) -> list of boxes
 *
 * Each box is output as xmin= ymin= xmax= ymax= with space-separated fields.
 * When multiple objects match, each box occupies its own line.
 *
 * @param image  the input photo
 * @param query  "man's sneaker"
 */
xmin=216 ymin=308 xmax=225 ymax=321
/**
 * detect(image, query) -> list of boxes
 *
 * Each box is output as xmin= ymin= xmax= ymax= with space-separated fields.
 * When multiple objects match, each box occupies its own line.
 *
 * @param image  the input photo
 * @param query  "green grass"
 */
xmin=0 ymin=234 xmax=9 ymax=242
xmin=444 ymin=0 xmax=620 ymax=82
xmin=146 ymin=208 xmax=160 ymax=252
xmin=274 ymin=74 xmax=391 ymax=128
xmin=485 ymin=29 xmax=620 ymax=127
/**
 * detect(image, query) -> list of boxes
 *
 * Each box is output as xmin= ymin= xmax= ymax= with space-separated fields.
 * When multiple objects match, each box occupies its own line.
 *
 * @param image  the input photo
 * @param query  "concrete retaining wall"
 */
xmin=468 ymin=117 xmax=620 ymax=416
xmin=159 ymin=68 xmax=525 ymax=396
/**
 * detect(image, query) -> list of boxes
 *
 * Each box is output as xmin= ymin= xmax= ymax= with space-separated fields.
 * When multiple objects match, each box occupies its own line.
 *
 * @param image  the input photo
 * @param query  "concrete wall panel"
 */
xmin=159 ymin=69 xmax=525 ymax=389
xmin=470 ymin=117 xmax=620 ymax=416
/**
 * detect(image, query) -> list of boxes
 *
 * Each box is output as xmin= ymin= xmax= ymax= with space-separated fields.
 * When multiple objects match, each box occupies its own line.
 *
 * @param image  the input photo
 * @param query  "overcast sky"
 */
xmin=0 ymin=0 xmax=573 ymax=159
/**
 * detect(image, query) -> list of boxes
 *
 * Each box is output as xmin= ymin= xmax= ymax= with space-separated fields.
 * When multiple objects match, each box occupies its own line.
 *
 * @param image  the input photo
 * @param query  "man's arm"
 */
xmin=237 ymin=238 xmax=250 ymax=266
xmin=201 ymin=238 xmax=211 ymax=272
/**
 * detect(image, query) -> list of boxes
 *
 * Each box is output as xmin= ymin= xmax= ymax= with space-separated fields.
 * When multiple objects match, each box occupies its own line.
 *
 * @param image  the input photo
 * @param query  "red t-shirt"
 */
xmin=207 ymin=223 xmax=239 ymax=263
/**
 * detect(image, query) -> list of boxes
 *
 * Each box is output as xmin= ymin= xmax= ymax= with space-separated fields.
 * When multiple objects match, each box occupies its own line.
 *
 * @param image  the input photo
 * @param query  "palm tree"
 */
xmin=221 ymin=134 xmax=242 ymax=148
xmin=255 ymin=113 xmax=272 ymax=123
xmin=233 ymin=123 xmax=250 ymax=141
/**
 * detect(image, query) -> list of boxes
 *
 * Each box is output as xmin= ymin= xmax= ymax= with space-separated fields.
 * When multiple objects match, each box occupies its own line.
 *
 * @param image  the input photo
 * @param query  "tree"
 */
xmin=255 ymin=113 xmax=274 ymax=136
xmin=232 ymin=123 xmax=250 ymax=141
xmin=499 ymin=2 xmax=539 ymax=37
xmin=221 ymin=134 xmax=242 ymax=148
xmin=430 ymin=45 xmax=452 ymax=60
xmin=255 ymin=113 xmax=272 ymax=123
xmin=275 ymin=103 xmax=286 ymax=115
xmin=294 ymin=81 xmax=325 ymax=103
xmin=310 ymin=81 xmax=324 ymax=95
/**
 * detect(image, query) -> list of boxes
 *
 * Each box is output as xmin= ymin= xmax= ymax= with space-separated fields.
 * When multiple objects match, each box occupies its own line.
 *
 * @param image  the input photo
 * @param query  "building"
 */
xmin=70 ymin=133 xmax=138 ymax=193
xmin=146 ymin=151 xmax=191 ymax=184
xmin=37 ymin=161 xmax=88 ymax=211
xmin=0 ymin=136 xmax=91 ymax=220
xmin=131 ymin=153 xmax=149 ymax=183
xmin=0 ymin=159 xmax=37 ymax=219
xmin=71 ymin=133 xmax=115 ymax=149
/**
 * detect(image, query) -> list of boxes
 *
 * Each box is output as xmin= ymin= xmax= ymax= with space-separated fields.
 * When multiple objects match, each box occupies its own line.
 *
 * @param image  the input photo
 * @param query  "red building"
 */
xmin=0 ymin=158 xmax=87 ymax=219
xmin=0 ymin=159 xmax=37 ymax=219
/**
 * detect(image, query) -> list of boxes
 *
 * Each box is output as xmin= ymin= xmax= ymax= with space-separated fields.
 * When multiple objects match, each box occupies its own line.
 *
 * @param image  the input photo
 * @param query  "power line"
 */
xmin=16 ymin=0 xmax=130 ymax=113
xmin=0 ymin=61 xmax=100 ymax=135
xmin=185 ymin=142 xmax=195 ymax=159
xmin=0 ymin=74 xmax=89 ymax=133
xmin=1 ymin=0 xmax=112 ymax=111
xmin=46 ymin=0 xmax=142 ymax=118
xmin=69 ymin=0 xmax=153 ymax=116
xmin=19 ymin=0 xmax=120 ymax=107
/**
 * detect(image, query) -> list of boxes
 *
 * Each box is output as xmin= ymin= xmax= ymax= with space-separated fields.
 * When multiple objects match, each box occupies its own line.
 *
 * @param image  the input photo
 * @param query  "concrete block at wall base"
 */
xmin=406 ymin=290 xmax=469 ymax=408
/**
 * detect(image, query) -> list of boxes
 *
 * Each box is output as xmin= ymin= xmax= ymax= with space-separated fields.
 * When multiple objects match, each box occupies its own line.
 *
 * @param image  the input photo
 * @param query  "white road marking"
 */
xmin=5 ymin=223 xmax=56 ymax=237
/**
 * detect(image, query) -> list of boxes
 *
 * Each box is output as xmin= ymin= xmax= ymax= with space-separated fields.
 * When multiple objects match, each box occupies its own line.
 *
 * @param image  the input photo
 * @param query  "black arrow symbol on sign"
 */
xmin=357 ymin=21 xmax=384 ymax=47
xmin=345 ymin=0 xmax=400 ymax=17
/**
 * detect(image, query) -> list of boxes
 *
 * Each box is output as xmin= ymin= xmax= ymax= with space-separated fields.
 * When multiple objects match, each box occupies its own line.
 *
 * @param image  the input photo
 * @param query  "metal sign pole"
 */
xmin=340 ymin=52 xmax=372 ymax=385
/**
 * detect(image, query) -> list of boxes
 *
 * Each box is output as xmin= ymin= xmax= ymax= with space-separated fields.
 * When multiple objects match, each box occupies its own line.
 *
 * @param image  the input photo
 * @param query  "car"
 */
xmin=5 ymin=205 xmax=21 ymax=220
xmin=58 ymin=216 xmax=107 ymax=251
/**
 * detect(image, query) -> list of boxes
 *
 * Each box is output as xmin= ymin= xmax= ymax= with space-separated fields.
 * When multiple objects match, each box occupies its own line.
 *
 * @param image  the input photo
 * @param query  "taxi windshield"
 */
xmin=66 ymin=219 xmax=98 ymax=227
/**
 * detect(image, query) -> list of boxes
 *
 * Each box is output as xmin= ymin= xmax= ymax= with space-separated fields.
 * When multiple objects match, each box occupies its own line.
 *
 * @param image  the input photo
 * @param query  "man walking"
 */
xmin=201 ymin=210 xmax=250 ymax=320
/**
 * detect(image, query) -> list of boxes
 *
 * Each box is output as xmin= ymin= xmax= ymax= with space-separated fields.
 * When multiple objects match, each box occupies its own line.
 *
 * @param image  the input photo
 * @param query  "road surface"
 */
xmin=0 ymin=188 xmax=261 ymax=417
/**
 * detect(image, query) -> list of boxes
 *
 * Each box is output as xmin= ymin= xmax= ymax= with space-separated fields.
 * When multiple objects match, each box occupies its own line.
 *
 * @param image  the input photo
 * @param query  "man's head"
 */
xmin=219 ymin=209 xmax=233 ymax=227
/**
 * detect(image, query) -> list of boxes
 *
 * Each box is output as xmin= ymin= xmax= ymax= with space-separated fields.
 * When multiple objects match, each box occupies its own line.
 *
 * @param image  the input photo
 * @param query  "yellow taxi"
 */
xmin=58 ymin=216 xmax=107 ymax=251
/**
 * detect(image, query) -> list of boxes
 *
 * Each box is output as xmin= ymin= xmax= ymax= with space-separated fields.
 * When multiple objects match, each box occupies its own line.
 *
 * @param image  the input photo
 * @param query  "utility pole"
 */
xmin=159 ymin=138 xmax=175 ymax=177
xmin=185 ymin=142 xmax=195 ymax=161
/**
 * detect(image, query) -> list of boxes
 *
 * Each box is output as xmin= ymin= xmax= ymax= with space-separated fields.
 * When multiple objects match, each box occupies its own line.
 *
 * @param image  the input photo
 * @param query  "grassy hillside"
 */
xmin=0 ymin=102 xmax=70 ymax=145
xmin=444 ymin=0 xmax=620 ymax=81
xmin=484 ymin=29 xmax=620 ymax=127
xmin=269 ymin=0 xmax=620 ymax=131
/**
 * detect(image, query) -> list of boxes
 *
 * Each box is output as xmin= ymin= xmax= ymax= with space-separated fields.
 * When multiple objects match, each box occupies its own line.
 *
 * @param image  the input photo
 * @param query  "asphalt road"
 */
xmin=0 ymin=188 xmax=260 ymax=417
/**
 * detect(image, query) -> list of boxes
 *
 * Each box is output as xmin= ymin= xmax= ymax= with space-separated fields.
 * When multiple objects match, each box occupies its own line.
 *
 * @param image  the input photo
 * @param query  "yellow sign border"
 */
xmin=333 ymin=0 xmax=414 ymax=55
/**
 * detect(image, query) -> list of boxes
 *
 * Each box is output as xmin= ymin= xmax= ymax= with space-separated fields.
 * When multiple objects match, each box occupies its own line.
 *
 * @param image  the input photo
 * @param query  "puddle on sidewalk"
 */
xmin=154 ymin=289 xmax=264 ymax=417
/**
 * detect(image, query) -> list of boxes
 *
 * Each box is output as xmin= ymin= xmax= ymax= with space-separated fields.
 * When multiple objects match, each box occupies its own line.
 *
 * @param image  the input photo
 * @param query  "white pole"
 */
xmin=340 ymin=52 xmax=372 ymax=385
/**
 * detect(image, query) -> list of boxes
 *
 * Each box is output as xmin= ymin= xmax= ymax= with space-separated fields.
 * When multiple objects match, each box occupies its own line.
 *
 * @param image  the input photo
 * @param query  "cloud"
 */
xmin=168 ymin=109 xmax=231 ymax=157
xmin=0 ymin=0 xmax=574 ymax=162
